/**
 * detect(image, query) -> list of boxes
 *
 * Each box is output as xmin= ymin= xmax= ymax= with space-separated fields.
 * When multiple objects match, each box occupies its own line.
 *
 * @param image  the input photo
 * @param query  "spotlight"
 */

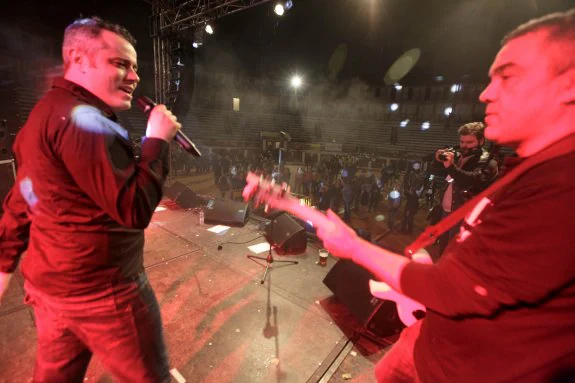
xmin=192 ymin=42 xmax=201 ymax=48
xmin=274 ymin=4 xmax=285 ymax=15
xmin=390 ymin=103 xmax=399 ymax=112
xmin=451 ymin=84 xmax=462 ymax=93
xmin=394 ymin=83 xmax=403 ymax=91
xmin=400 ymin=119 xmax=409 ymax=127
xmin=291 ymin=75 xmax=302 ymax=88
xmin=421 ymin=121 xmax=430 ymax=130
xmin=205 ymin=24 xmax=214 ymax=34
xmin=444 ymin=106 xmax=453 ymax=116
xmin=275 ymin=0 xmax=293 ymax=15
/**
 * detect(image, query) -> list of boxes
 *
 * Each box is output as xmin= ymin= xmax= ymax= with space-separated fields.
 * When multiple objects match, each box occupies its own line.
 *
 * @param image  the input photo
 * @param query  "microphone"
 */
xmin=136 ymin=96 xmax=202 ymax=157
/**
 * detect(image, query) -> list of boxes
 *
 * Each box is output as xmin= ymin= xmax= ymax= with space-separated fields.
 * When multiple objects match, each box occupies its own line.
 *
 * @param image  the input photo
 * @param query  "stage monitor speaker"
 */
xmin=265 ymin=213 xmax=307 ymax=255
xmin=164 ymin=181 xmax=187 ymax=199
xmin=323 ymin=259 xmax=404 ymax=338
xmin=0 ymin=159 xmax=16 ymax=216
xmin=0 ymin=119 xmax=10 ymax=159
xmin=164 ymin=181 xmax=203 ymax=208
xmin=204 ymin=198 xmax=249 ymax=227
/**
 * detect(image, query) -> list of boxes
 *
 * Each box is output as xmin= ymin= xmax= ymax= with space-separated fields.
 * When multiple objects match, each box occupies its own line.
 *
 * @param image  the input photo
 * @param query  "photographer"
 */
xmin=435 ymin=122 xmax=499 ymax=255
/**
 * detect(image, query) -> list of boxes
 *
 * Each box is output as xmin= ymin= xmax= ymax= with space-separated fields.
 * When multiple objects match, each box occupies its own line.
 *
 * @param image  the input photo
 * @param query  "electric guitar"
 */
xmin=243 ymin=172 xmax=427 ymax=326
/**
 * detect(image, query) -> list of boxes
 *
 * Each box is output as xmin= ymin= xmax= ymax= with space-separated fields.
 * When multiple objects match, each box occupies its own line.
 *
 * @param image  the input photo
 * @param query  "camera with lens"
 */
xmin=437 ymin=147 xmax=457 ymax=161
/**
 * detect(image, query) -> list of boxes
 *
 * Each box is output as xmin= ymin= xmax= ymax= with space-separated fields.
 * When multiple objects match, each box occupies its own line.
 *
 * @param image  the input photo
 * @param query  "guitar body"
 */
xmin=368 ymin=280 xmax=425 ymax=327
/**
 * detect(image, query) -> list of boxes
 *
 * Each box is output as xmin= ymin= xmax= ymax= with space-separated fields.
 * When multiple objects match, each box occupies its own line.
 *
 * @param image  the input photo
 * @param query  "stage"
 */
xmin=0 ymin=199 xmax=401 ymax=383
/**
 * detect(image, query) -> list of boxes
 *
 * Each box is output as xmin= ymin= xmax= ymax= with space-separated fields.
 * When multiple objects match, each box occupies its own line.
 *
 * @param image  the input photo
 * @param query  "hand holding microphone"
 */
xmin=137 ymin=96 xmax=202 ymax=157
xmin=145 ymin=103 xmax=180 ymax=141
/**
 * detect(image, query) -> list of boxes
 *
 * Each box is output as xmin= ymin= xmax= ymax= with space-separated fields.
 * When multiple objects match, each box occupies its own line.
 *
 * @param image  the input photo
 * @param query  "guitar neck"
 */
xmin=277 ymin=195 xmax=335 ymax=232
xmin=244 ymin=172 xmax=336 ymax=233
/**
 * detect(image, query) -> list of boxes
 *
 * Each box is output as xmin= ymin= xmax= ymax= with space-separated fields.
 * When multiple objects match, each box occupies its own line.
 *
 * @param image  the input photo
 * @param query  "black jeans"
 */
xmin=343 ymin=200 xmax=352 ymax=222
xmin=438 ymin=209 xmax=462 ymax=258
xmin=24 ymin=273 xmax=169 ymax=383
xmin=401 ymin=194 xmax=419 ymax=234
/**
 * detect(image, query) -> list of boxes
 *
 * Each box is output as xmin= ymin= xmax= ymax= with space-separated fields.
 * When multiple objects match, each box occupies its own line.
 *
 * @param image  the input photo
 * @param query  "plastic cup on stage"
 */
xmin=318 ymin=249 xmax=329 ymax=266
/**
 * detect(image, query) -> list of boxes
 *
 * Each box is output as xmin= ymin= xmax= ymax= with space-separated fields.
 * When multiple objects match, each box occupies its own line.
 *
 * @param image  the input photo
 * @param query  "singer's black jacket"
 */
xmin=0 ymin=77 xmax=169 ymax=297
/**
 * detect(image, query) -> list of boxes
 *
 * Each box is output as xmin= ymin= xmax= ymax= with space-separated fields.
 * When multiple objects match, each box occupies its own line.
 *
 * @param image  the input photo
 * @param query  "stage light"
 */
xmin=389 ymin=190 xmax=400 ymax=199
xmin=400 ymin=119 xmax=409 ymax=127
xmin=390 ymin=103 xmax=399 ymax=112
xmin=275 ymin=0 xmax=293 ymax=15
xmin=394 ymin=83 xmax=403 ymax=91
xmin=291 ymin=75 xmax=302 ymax=88
xmin=421 ymin=121 xmax=430 ymax=130
xmin=274 ymin=4 xmax=285 ymax=15
xmin=451 ymin=84 xmax=462 ymax=93
xmin=444 ymin=106 xmax=453 ymax=116
xmin=205 ymin=24 xmax=214 ymax=34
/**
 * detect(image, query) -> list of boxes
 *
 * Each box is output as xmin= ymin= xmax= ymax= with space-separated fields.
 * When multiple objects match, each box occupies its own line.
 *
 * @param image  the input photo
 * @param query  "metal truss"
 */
xmin=151 ymin=0 xmax=274 ymax=105
xmin=151 ymin=0 xmax=273 ymax=35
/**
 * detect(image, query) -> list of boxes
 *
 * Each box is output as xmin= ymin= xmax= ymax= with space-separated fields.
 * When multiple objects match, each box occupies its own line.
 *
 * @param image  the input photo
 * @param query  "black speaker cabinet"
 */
xmin=164 ymin=181 xmax=203 ymax=208
xmin=204 ymin=198 xmax=249 ymax=227
xmin=265 ymin=213 xmax=307 ymax=255
xmin=323 ymin=259 xmax=404 ymax=337
xmin=0 ymin=159 xmax=16 ymax=216
xmin=164 ymin=181 xmax=187 ymax=199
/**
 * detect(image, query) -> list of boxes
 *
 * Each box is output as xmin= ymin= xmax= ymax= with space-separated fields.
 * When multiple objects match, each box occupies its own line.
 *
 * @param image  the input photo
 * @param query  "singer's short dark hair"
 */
xmin=458 ymin=122 xmax=485 ymax=141
xmin=502 ymin=8 xmax=575 ymax=75
xmin=62 ymin=16 xmax=136 ymax=71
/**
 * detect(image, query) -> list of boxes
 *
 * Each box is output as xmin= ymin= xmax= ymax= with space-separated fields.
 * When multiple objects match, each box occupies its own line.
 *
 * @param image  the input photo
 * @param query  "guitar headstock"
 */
xmin=243 ymin=172 xmax=296 ymax=212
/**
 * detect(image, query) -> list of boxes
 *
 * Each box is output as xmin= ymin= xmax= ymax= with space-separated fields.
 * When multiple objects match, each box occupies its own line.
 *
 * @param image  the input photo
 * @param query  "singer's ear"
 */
xmin=65 ymin=48 xmax=90 ymax=73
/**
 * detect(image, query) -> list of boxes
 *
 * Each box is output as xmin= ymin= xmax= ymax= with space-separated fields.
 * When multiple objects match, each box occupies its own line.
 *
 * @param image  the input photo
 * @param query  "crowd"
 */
xmin=165 ymin=121 xmax=502 ymax=264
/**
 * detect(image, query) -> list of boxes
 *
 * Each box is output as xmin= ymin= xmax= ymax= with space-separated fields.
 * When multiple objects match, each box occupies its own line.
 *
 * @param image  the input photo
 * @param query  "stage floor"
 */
xmin=0 ymin=199 xmax=410 ymax=383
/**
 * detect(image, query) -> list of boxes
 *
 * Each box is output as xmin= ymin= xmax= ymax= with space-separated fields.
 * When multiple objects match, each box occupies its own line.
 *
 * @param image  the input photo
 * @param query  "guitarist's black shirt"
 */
xmin=401 ymin=150 xmax=575 ymax=382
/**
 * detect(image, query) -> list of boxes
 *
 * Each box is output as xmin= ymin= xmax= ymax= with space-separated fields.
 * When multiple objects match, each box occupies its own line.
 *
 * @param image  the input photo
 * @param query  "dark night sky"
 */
xmin=3 ymin=0 xmax=575 ymax=86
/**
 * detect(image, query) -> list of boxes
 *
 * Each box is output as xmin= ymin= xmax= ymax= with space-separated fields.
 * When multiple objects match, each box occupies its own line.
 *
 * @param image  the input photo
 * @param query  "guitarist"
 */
xmin=316 ymin=10 xmax=575 ymax=383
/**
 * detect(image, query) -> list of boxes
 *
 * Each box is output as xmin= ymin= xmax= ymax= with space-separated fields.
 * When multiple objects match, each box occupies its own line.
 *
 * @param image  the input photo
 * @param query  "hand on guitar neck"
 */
xmin=243 ymin=172 xmax=358 ymax=261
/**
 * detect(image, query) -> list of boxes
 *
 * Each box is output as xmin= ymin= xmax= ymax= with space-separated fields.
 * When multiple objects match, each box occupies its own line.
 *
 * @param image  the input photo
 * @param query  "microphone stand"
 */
xmin=246 ymin=215 xmax=298 ymax=284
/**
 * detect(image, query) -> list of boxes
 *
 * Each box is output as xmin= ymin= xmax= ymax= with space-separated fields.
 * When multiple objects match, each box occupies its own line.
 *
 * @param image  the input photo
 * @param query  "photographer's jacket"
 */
xmin=0 ymin=78 xmax=170 ymax=297
xmin=442 ymin=148 xmax=498 ymax=212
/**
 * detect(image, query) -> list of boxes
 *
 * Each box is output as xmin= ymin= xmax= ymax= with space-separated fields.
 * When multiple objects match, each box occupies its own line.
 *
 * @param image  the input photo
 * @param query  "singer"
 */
xmin=0 ymin=17 xmax=177 ymax=382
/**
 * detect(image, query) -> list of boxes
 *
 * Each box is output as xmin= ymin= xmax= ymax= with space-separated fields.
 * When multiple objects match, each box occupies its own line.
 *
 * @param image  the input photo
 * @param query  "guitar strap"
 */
xmin=404 ymin=134 xmax=575 ymax=257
